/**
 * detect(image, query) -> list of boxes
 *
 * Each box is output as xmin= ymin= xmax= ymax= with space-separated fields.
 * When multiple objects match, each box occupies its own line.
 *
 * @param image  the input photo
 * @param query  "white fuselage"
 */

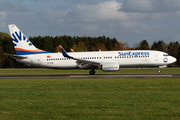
xmin=15 ymin=50 xmax=176 ymax=69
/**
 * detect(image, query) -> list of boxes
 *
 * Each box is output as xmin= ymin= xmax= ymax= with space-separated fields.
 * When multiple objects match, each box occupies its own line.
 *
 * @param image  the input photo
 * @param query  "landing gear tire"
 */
xmin=89 ymin=70 xmax=95 ymax=75
xmin=157 ymin=70 xmax=161 ymax=74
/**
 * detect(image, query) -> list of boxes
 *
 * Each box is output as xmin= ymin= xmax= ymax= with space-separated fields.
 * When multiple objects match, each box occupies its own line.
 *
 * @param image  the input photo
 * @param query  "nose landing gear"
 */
xmin=157 ymin=66 xmax=161 ymax=74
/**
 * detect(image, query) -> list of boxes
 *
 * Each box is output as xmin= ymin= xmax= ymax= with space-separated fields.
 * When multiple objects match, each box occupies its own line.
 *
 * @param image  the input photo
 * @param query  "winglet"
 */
xmin=59 ymin=45 xmax=69 ymax=57
xmin=70 ymin=48 xmax=74 ymax=52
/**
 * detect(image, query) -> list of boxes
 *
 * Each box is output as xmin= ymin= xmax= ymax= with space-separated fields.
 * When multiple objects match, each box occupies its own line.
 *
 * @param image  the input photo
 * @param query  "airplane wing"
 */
xmin=59 ymin=45 xmax=101 ymax=68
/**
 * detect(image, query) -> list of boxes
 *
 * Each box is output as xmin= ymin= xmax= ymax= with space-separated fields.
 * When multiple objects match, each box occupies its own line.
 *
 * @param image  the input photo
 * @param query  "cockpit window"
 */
xmin=163 ymin=54 xmax=169 ymax=56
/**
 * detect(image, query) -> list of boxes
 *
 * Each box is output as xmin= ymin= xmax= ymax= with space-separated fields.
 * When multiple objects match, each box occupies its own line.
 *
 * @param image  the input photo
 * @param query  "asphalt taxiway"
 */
xmin=0 ymin=74 xmax=180 ymax=79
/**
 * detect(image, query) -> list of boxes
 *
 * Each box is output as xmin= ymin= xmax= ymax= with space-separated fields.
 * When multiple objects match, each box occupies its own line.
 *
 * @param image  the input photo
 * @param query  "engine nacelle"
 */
xmin=102 ymin=62 xmax=119 ymax=71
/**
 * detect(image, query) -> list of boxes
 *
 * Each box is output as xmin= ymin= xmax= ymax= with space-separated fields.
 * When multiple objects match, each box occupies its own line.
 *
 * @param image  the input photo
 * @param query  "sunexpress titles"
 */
xmin=118 ymin=51 xmax=150 ymax=56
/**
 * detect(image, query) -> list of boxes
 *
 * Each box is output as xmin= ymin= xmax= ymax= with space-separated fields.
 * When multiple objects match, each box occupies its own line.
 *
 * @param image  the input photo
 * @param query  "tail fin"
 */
xmin=8 ymin=24 xmax=50 ymax=55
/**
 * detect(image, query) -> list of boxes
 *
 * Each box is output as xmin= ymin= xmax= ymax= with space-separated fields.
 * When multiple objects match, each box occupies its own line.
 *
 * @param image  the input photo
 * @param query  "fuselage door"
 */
xmin=37 ymin=56 xmax=41 ymax=65
xmin=155 ymin=53 xmax=159 ymax=61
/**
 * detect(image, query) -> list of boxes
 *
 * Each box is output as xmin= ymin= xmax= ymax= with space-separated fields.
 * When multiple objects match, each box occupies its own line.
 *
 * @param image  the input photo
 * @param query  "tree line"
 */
xmin=0 ymin=32 xmax=179 ymax=68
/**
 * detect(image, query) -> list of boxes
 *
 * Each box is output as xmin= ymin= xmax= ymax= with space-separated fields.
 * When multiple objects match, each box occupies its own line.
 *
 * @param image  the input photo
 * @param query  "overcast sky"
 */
xmin=1 ymin=0 xmax=180 ymax=47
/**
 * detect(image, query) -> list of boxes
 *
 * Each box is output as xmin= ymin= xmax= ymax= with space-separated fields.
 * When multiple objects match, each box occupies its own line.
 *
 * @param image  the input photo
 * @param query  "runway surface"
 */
xmin=0 ymin=74 xmax=180 ymax=79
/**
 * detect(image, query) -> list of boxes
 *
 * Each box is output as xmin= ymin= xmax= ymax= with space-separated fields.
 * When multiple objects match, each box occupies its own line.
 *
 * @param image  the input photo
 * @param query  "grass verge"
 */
xmin=0 ymin=68 xmax=180 ymax=75
xmin=0 ymin=78 xmax=180 ymax=119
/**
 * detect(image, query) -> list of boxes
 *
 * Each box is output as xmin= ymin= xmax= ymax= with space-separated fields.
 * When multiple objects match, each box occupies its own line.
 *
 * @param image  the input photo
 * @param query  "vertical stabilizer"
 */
xmin=8 ymin=24 xmax=50 ymax=55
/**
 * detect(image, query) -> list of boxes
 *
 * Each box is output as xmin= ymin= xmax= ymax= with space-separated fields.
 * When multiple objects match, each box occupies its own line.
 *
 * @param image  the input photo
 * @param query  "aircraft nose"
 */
xmin=170 ymin=56 xmax=177 ymax=63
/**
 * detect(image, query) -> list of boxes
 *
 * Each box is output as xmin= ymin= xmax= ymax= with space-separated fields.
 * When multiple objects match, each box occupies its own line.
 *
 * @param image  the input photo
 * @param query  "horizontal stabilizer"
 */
xmin=4 ymin=53 xmax=27 ymax=59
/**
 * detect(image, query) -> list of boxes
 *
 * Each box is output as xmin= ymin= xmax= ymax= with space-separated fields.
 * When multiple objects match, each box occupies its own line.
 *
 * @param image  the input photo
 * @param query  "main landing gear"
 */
xmin=157 ymin=67 xmax=161 ymax=74
xmin=89 ymin=69 xmax=96 ymax=75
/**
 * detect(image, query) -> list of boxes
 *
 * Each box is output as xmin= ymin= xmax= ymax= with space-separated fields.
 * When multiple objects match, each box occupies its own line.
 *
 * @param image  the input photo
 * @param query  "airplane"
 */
xmin=6 ymin=24 xmax=177 ymax=75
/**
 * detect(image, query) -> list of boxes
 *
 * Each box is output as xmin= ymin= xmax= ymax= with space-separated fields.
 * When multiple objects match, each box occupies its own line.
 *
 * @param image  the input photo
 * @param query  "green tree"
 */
xmin=139 ymin=40 xmax=149 ymax=50
xmin=77 ymin=42 xmax=87 ymax=52
xmin=96 ymin=43 xmax=107 ymax=51
xmin=151 ymin=41 xmax=158 ymax=50
xmin=176 ymin=46 xmax=180 ymax=67
xmin=168 ymin=41 xmax=179 ymax=58
xmin=106 ymin=37 xmax=113 ymax=51
xmin=72 ymin=43 xmax=79 ymax=52
xmin=151 ymin=40 xmax=167 ymax=52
